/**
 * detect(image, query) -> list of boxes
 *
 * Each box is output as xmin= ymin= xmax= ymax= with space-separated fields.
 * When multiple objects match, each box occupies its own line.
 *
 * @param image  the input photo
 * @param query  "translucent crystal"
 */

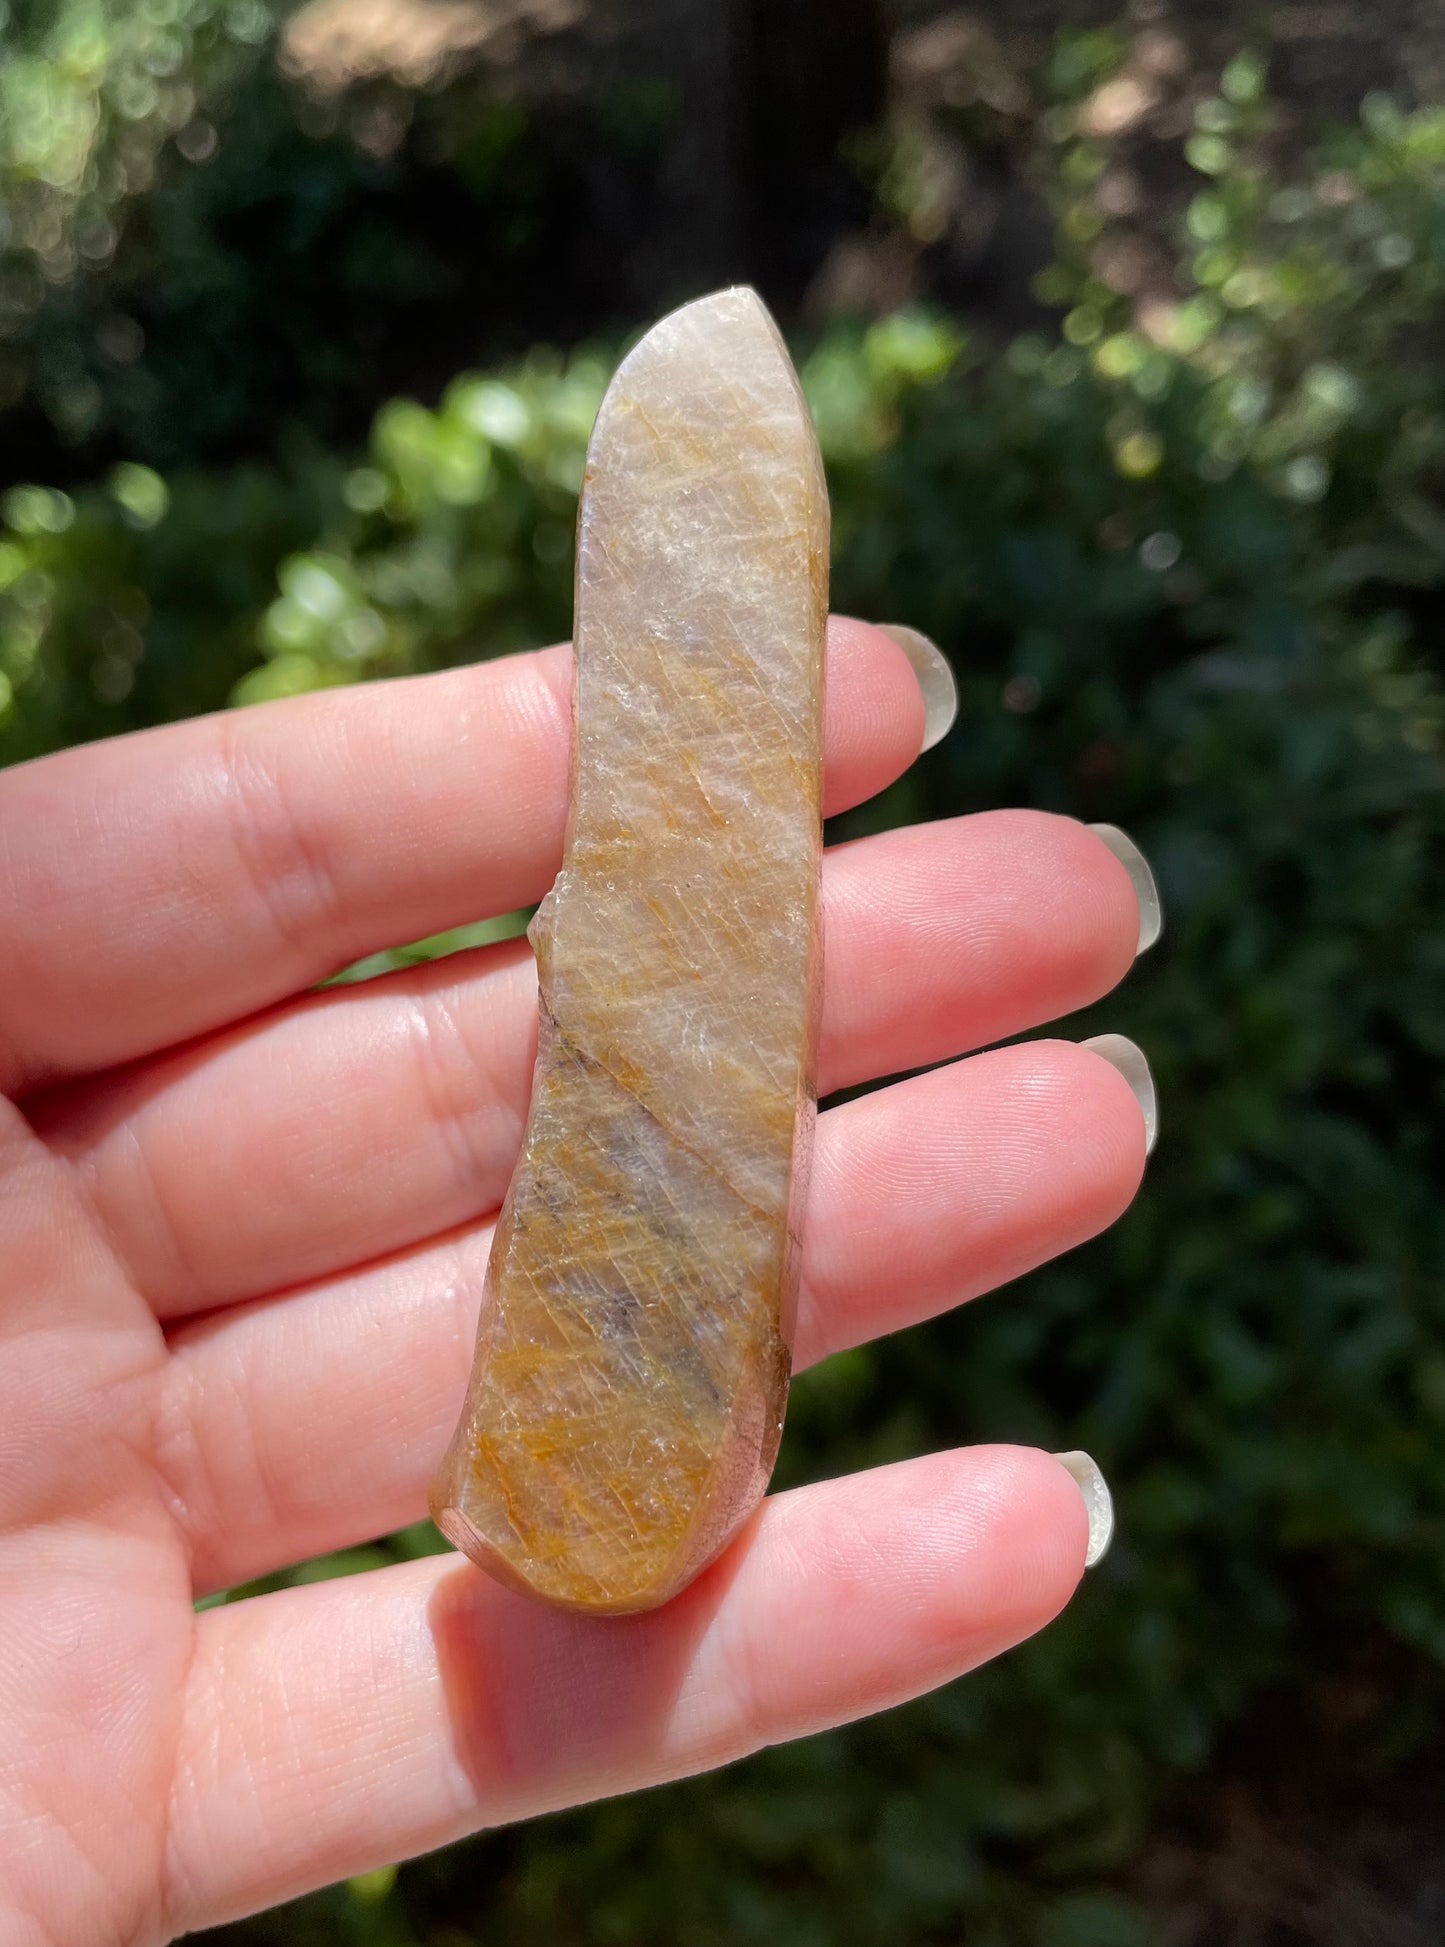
xmin=431 ymin=289 xmax=829 ymax=1612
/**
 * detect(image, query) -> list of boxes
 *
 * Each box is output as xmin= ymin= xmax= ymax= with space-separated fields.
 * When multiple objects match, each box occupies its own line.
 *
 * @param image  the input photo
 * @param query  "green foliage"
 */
xmin=0 ymin=0 xmax=275 ymax=268
xmin=6 ymin=43 xmax=1445 ymax=1947
xmin=2 ymin=0 xmax=676 ymax=470
xmin=0 ymin=0 xmax=283 ymax=432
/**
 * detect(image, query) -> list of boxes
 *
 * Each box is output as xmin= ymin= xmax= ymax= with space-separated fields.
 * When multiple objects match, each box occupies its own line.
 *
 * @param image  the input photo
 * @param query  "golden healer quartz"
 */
xmin=430 ymin=288 xmax=829 ymax=1613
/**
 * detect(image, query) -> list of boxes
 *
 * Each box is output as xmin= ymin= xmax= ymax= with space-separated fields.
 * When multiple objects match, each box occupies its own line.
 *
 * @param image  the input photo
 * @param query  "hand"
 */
xmin=0 ymin=620 xmax=1149 ymax=1944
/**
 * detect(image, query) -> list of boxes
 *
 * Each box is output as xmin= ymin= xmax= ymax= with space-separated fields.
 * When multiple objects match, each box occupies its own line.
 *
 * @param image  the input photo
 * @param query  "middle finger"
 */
xmin=39 ymin=811 xmax=1138 ymax=1319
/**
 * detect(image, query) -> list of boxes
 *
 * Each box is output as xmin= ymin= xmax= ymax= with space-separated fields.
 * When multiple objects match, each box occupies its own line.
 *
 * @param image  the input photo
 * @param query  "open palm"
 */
xmin=0 ymin=619 xmax=1149 ymax=1944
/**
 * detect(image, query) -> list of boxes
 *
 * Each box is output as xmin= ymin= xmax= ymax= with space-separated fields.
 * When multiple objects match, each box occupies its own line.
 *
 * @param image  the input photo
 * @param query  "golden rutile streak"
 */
xmin=431 ymin=288 xmax=829 ymax=1612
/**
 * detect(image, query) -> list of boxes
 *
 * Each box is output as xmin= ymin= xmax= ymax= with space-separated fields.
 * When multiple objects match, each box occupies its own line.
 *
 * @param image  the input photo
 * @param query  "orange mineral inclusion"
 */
xmin=431 ymin=288 xmax=829 ymax=1612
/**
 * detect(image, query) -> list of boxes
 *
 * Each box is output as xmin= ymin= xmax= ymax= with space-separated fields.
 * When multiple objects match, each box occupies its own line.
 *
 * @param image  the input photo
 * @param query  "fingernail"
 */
xmin=1053 ymin=1451 xmax=1115 ymax=1567
xmin=1081 ymin=1032 xmax=1158 ymax=1155
xmin=880 ymin=624 xmax=958 ymax=753
xmin=1089 ymin=823 xmax=1162 ymax=953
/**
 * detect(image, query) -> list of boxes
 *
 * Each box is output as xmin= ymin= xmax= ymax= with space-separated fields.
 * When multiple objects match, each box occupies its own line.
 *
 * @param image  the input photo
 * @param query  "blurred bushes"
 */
xmin=6 ymin=30 xmax=1445 ymax=1945
xmin=0 ymin=0 xmax=280 ymax=445
xmin=3 ymin=0 xmax=688 ymax=477
xmin=0 ymin=0 xmax=272 ymax=289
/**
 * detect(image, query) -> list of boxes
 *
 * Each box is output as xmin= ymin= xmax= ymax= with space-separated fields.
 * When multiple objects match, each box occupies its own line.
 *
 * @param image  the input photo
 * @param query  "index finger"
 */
xmin=0 ymin=619 xmax=926 ymax=1096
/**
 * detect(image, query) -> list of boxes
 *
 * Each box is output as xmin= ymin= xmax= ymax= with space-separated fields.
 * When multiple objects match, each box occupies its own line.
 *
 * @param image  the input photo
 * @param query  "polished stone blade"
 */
xmin=431 ymin=287 xmax=828 ymax=1612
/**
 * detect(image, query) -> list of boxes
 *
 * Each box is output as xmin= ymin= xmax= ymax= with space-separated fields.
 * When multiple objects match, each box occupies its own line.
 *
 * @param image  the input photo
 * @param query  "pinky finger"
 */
xmin=163 ymin=1447 xmax=1090 ymax=1932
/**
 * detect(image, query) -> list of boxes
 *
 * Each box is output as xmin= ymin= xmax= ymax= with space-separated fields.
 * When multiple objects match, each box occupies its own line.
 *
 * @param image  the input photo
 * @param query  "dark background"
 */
xmin=4 ymin=2 xmax=1445 ymax=1941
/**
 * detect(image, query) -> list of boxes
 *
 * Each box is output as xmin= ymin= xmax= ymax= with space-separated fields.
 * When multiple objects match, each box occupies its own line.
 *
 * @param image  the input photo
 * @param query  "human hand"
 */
xmin=0 ymin=620 xmax=1152 ymax=1943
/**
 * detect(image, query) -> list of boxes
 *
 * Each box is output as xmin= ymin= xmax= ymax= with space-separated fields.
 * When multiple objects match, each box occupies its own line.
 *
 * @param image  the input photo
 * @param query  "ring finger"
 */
xmin=161 ymin=1034 xmax=1147 ymax=1593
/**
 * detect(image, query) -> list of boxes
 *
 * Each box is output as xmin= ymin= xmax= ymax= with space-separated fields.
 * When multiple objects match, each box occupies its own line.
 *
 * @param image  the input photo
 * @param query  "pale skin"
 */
xmin=0 ymin=618 xmax=1148 ymax=1945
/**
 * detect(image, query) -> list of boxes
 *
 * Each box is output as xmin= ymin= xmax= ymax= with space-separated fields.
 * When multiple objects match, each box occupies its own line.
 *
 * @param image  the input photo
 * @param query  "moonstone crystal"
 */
xmin=431 ymin=288 xmax=828 ymax=1612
